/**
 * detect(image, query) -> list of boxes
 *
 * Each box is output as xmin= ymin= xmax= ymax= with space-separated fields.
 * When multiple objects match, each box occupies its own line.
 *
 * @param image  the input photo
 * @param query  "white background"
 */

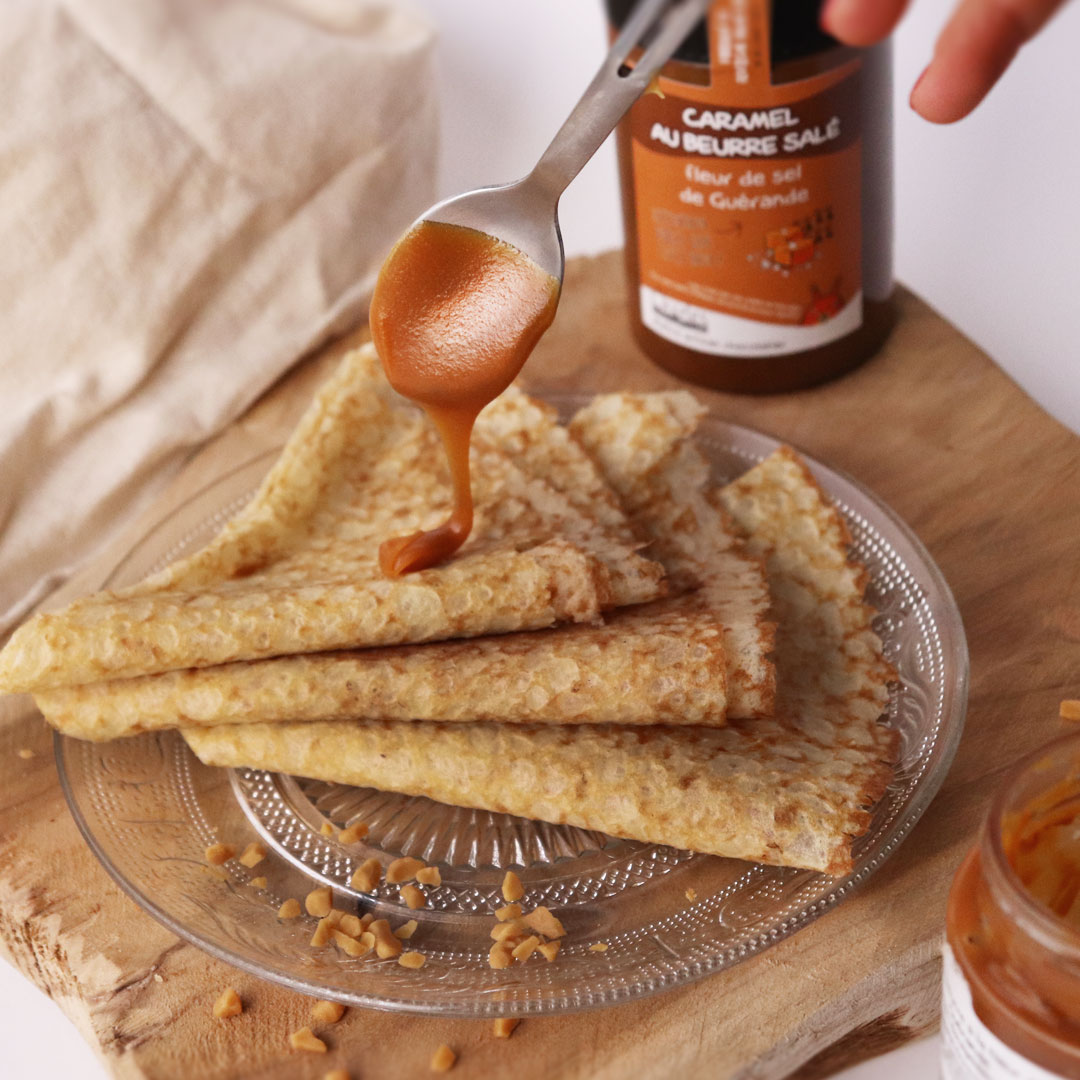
xmin=5 ymin=1 xmax=1079 ymax=1076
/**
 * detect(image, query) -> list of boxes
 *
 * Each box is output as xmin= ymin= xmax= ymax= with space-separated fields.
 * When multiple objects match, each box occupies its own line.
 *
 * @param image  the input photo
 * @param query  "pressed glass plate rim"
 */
xmin=55 ymin=407 xmax=969 ymax=1016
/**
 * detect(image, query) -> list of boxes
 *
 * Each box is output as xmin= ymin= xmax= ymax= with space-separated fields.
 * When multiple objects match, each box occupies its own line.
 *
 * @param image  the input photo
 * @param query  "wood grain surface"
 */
xmin=1 ymin=252 xmax=1077 ymax=1080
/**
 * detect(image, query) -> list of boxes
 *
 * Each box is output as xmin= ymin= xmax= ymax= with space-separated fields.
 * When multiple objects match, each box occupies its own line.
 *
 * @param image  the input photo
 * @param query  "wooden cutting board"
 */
xmin=1 ymin=252 xmax=1078 ymax=1080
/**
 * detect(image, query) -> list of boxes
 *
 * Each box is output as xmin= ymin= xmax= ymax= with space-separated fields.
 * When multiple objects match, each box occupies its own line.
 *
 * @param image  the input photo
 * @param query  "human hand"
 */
xmin=820 ymin=0 xmax=1068 ymax=123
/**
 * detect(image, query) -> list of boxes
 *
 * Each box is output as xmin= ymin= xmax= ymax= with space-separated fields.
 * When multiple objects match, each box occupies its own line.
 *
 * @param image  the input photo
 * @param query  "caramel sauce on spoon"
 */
xmin=369 ymin=220 xmax=560 ymax=576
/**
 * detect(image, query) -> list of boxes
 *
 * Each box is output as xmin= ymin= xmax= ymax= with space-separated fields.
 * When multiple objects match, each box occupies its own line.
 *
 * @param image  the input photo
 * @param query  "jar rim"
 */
xmin=980 ymin=729 xmax=1080 ymax=958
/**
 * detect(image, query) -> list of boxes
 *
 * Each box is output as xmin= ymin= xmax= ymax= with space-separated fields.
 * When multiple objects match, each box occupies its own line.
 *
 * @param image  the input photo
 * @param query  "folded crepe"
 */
xmin=33 ymin=390 xmax=776 ymax=738
xmin=185 ymin=445 xmax=898 ymax=875
xmin=0 ymin=346 xmax=666 ymax=693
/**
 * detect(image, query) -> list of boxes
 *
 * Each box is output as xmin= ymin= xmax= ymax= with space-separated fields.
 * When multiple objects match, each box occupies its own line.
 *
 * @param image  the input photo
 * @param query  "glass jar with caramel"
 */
xmin=606 ymin=0 xmax=894 ymax=393
xmin=943 ymin=731 xmax=1080 ymax=1079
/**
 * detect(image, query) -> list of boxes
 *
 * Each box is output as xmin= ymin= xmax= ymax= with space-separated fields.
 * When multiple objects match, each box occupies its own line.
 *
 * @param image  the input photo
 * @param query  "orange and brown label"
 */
xmin=628 ymin=2 xmax=863 ymax=358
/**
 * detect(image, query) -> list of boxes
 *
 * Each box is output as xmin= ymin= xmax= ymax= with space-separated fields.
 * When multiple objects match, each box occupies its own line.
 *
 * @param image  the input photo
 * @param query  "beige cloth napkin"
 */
xmin=0 ymin=0 xmax=438 ymax=634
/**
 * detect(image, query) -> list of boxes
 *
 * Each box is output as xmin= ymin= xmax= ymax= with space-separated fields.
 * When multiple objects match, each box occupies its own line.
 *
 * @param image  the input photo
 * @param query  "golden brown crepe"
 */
xmin=33 ymin=391 xmax=775 ymax=739
xmin=184 ymin=446 xmax=898 ymax=875
xmin=0 ymin=346 xmax=665 ymax=693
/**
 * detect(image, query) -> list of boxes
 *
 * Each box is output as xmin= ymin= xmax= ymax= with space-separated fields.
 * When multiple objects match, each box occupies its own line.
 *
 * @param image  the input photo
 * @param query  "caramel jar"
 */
xmin=943 ymin=732 xmax=1080 ymax=1079
xmin=607 ymin=0 xmax=894 ymax=393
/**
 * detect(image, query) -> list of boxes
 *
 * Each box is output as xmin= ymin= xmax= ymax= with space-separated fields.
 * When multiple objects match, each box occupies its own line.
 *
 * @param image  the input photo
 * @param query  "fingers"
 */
xmin=820 ymin=0 xmax=912 ymax=46
xmin=911 ymin=0 xmax=1067 ymax=123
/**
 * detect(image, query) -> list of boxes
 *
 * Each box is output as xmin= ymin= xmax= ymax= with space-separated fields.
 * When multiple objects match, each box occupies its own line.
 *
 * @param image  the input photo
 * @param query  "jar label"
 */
xmin=942 ymin=943 xmax=1066 ymax=1079
xmin=626 ymin=0 xmax=863 ymax=358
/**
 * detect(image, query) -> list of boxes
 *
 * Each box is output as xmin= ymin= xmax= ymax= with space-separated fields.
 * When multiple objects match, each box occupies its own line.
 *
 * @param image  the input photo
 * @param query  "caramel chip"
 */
xmin=430 ymin=1044 xmax=456 ymax=1072
xmin=212 ymin=987 xmax=242 ymax=1019
xmin=312 ymin=1000 xmax=346 ymax=1024
xmin=350 ymin=858 xmax=382 ymax=892
xmin=278 ymin=898 xmax=302 ymax=919
xmin=1060 ymin=699 xmax=1080 ymax=722
xmin=290 ymin=1026 xmax=327 ymax=1053
xmin=493 ymin=1018 xmax=520 ymax=1039
xmin=305 ymin=887 xmax=333 ymax=918
xmin=399 ymin=951 xmax=426 ymax=969
xmin=501 ymin=870 xmax=524 ymax=902
xmin=386 ymin=856 xmax=426 ymax=884
xmin=238 ymin=842 xmax=267 ymax=868
xmin=205 ymin=842 xmax=235 ymax=866
xmin=400 ymin=884 xmax=426 ymax=910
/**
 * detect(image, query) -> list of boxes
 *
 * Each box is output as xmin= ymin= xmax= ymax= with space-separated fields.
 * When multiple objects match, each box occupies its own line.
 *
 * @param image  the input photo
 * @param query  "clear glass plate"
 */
xmin=55 ymin=409 xmax=968 ymax=1017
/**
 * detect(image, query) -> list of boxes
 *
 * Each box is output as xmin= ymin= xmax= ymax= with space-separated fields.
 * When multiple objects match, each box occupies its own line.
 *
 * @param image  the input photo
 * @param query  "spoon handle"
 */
xmin=530 ymin=0 xmax=713 ymax=200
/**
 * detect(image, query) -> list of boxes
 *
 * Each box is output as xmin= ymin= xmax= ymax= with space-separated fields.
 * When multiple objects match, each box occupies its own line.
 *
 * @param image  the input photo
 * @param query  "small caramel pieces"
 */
xmin=278 ymin=898 xmax=302 ymax=919
xmin=205 ymin=842 xmax=236 ymax=866
xmin=511 ymin=935 xmax=540 ymax=962
xmin=501 ymin=870 xmax=524 ymax=902
xmin=238 ymin=842 xmax=267 ymax=868
xmin=338 ymin=913 xmax=364 ymax=938
xmin=332 ymin=929 xmax=368 ymax=957
xmin=339 ymin=823 xmax=369 ymax=844
xmin=684 ymin=887 xmax=697 ymax=902
xmin=325 ymin=909 xmax=346 ymax=929
xmin=311 ymin=917 xmax=335 ymax=948
xmin=17 ymin=748 xmax=34 ymax=760
xmin=324 ymin=1071 xmax=351 ymax=1080
xmin=212 ymin=987 xmax=242 ymax=1019
xmin=589 ymin=942 xmax=609 ymax=953
xmin=493 ymin=1018 xmax=520 ymax=1039
xmin=415 ymin=866 xmax=442 ymax=887
xmin=399 ymin=950 xmax=426 ymax=969
xmin=251 ymin=876 xmax=268 ymax=890
xmin=305 ymin=887 xmax=333 ymax=918
xmin=522 ymin=906 xmax=564 ymax=939
xmin=537 ymin=941 xmax=561 ymax=963
xmin=311 ymin=1000 xmax=346 ymax=1024
xmin=494 ymin=902 xmax=522 ymax=922
xmin=490 ymin=920 xmax=525 ymax=943
xmin=400 ymin=884 xmax=426 ymax=910
xmin=430 ymin=1044 xmax=456 ymax=1072
xmin=488 ymin=942 xmax=513 ymax=970
xmin=394 ymin=919 xmax=419 ymax=940
xmin=350 ymin=858 xmax=382 ymax=892
xmin=290 ymin=1026 xmax=327 ymax=1053
xmin=386 ymin=856 xmax=426 ymax=884
xmin=359 ymin=931 xmax=376 ymax=952
xmin=369 ymin=918 xmax=403 ymax=958
xmin=1060 ymin=699 xmax=1080 ymax=721
xmin=320 ymin=822 xmax=335 ymax=837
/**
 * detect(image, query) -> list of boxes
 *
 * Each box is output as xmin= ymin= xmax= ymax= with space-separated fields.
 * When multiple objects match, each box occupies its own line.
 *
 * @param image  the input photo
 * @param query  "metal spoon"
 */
xmin=414 ymin=0 xmax=712 ymax=280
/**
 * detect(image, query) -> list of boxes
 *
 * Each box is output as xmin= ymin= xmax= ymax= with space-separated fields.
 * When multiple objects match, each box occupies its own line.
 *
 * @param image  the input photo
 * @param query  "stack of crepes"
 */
xmin=0 ymin=345 xmax=897 ymax=876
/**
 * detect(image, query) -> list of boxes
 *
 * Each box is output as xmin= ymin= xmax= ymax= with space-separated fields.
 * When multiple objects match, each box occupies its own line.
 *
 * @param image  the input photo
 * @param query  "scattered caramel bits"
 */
xmin=494 ymin=902 xmax=522 ymax=922
xmin=415 ymin=866 xmax=442 ymax=887
xmin=324 ymin=1071 xmax=351 ymax=1080
xmin=350 ymin=858 xmax=382 ymax=892
xmin=684 ymin=887 xmax=697 ymax=903
xmin=394 ymin=919 xmax=419 ymax=940
xmin=501 ymin=870 xmax=524 ymax=902
xmin=311 ymin=917 xmax=335 ymax=948
xmin=278 ymin=898 xmax=302 ymax=919
xmin=386 ymin=856 xmax=426 ymax=884
xmin=488 ymin=942 xmax=513 ymax=970
xmin=369 ymin=918 xmax=403 ymax=959
xmin=332 ymin=929 xmax=368 ymax=957
xmin=399 ymin=950 xmax=426 ymax=969
xmin=537 ymin=941 xmax=560 ymax=963
xmin=212 ymin=987 xmax=242 ymax=1019
xmin=205 ymin=842 xmax=236 ymax=866
xmin=511 ymin=935 xmax=540 ymax=962
xmin=338 ymin=912 xmax=364 ymax=938
xmin=400 ymin=884 xmax=427 ymax=910
xmin=493 ymin=1018 xmax=520 ymax=1039
xmin=1060 ymin=699 xmax=1080 ymax=722
xmin=320 ymin=822 xmax=335 ymax=837
xmin=251 ymin=876 xmax=268 ymax=890
xmin=430 ymin=1044 xmax=456 ymax=1072
xmin=17 ymin=748 xmax=35 ymax=760
xmin=305 ymin=887 xmax=333 ymax=918
xmin=290 ymin=1026 xmax=327 ymax=1053
xmin=589 ymin=942 xmax=609 ymax=953
xmin=522 ymin=906 xmax=565 ymax=939
xmin=238 ymin=842 xmax=267 ymax=868
xmin=339 ymin=823 xmax=370 ymax=844
xmin=311 ymin=1000 xmax=346 ymax=1024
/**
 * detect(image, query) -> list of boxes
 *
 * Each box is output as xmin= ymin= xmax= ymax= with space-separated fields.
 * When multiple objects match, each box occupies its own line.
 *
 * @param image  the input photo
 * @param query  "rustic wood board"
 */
xmin=1 ymin=251 xmax=1078 ymax=1080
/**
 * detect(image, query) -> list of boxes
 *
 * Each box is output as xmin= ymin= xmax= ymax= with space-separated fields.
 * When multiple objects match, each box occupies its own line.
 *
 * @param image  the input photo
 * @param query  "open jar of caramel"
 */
xmin=606 ymin=0 xmax=894 ymax=393
xmin=943 ymin=731 xmax=1080 ymax=1078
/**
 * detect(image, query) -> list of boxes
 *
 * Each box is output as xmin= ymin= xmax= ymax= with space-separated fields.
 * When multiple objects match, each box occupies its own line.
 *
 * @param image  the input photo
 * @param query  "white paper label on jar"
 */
xmin=639 ymin=284 xmax=862 ymax=358
xmin=942 ymin=942 xmax=1065 ymax=1079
